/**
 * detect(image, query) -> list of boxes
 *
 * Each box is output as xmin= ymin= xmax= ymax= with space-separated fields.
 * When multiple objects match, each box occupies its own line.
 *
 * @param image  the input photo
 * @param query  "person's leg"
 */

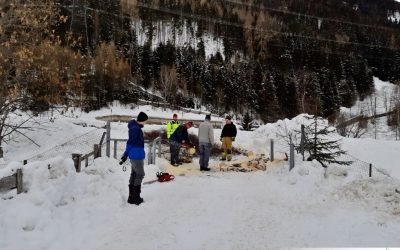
xmin=129 ymin=160 xmax=145 ymax=205
xmin=221 ymin=137 xmax=227 ymax=160
xmin=175 ymin=142 xmax=182 ymax=164
xmin=170 ymin=143 xmax=175 ymax=164
xmin=172 ymin=142 xmax=180 ymax=165
xmin=226 ymin=138 xmax=233 ymax=161
xmin=204 ymin=143 xmax=211 ymax=168
xmin=199 ymin=143 xmax=205 ymax=169
xmin=127 ymin=161 xmax=136 ymax=203
xmin=131 ymin=160 xmax=145 ymax=186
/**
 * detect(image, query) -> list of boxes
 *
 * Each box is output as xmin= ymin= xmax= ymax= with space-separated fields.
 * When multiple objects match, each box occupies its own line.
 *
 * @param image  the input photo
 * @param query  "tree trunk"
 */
xmin=0 ymin=145 xmax=3 ymax=159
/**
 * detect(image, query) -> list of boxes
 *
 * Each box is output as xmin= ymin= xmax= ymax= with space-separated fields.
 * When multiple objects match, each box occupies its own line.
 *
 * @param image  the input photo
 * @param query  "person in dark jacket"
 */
xmin=220 ymin=115 xmax=237 ymax=161
xmin=120 ymin=111 xmax=148 ymax=205
xmin=169 ymin=121 xmax=193 ymax=166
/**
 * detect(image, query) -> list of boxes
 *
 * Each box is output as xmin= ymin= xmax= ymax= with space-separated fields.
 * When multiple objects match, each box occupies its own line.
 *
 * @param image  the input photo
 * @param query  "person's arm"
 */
xmin=233 ymin=124 xmax=237 ymax=137
xmin=166 ymin=122 xmax=171 ymax=138
xmin=209 ymin=124 xmax=214 ymax=144
xmin=183 ymin=129 xmax=190 ymax=143
xmin=221 ymin=125 xmax=225 ymax=138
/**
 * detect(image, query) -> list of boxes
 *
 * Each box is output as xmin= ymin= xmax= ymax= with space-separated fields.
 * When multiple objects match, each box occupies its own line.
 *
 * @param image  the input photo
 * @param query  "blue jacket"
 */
xmin=170 ymin=125 xmax=189 ymax=143
xmin=123 ymin=120 xmax=145 ymax=160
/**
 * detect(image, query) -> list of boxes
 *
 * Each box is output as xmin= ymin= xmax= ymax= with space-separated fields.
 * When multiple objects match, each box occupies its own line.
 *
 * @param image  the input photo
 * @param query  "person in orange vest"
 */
xmin=166 ymin=113 xmax=180 ymax=139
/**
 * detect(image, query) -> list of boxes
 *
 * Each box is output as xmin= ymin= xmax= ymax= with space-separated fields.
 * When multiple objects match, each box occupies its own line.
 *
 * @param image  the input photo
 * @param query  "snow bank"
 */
xmin=0 ymin=157 xmax=127 ymax=250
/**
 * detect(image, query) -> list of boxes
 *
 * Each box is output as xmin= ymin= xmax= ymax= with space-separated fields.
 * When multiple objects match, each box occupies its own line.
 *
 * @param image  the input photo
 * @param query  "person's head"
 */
xmin=137 ymin=112 xmax=148 ymax=125
xmin=205 ymin=114 xmax=211 ymax=121
xmin=185 ymin=121 xmax=193 ymax=129
xmin=225 ymin=115 xmax=232 ymax=124
xmin=173 ymin=113 xmax=178 ymax=121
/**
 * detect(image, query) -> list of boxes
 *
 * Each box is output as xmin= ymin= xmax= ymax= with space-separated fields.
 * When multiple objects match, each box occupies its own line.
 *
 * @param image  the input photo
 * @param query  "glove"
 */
xmin=119 ymin=155 xmax=128 ymax=165
xmin=232 ymin=137 xmax=235 ymax=141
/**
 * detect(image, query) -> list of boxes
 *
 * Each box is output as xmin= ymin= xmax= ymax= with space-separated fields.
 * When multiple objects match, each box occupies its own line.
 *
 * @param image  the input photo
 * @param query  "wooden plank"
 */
xmin=94 ymin=144 xmax=100 ymax=159
xmin=16 ymin=169 xmax=23 ymax=194
xmin=72 ymin=154 xmax=82 ymax=172
xmin=0 ymin=174 xmax=17 ymax=192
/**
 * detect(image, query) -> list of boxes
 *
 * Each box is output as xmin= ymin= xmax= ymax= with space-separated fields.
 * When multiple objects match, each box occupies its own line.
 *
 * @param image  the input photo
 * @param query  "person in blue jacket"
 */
xmin=169 ymin=121 xmax=193 ymax=166
xmin=120 ymin=112 xmax=148 ymax=205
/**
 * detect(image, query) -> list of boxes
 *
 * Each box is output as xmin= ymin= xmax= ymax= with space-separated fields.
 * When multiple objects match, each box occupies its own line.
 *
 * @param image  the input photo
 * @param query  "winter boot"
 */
xmin=200 ymin=167 xmax=211 ymax=171
xmin=137 ymin=185 xmax=144 ymax=203
xmin=220 ymin=153 xmax=226 ymax=161
xmin=227 ymin=149 xmax=232 ymax=161
xmin=127 ymin=185 xmax=135 ymax=204
xmin=130 ymin=185 xmax=143 ymax=205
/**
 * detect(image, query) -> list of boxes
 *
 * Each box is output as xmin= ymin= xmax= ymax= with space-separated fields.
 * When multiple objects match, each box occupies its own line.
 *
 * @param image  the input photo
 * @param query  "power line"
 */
xmin=136 ymin=3 xmax=400 ymax=51
xmin=220 ymin=0 xmax=400 ymax=32
xmin=57 ymin=3 xmax=400 ymax=61
xmin=16 ymin=3 xmax=400 ymax=52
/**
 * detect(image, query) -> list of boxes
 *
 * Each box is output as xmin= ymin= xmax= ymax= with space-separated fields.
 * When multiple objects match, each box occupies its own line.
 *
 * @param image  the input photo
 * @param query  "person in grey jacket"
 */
xmin=198 ymin=114 xmax=214 ymax=171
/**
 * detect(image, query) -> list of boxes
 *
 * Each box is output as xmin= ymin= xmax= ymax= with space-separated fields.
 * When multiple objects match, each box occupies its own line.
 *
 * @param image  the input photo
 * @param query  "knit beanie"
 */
xmin=137 ymin=112 xmax=148 ymax=122
xmin=205 ymin=114 xmax=211 ymax=120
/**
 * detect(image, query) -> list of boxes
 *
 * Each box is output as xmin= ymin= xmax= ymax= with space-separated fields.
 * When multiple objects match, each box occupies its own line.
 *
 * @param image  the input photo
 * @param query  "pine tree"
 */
xmin=242 ymin=112 xmax=253 ymax=131
xmin=304 ymin=115 xmax=351 ymax=168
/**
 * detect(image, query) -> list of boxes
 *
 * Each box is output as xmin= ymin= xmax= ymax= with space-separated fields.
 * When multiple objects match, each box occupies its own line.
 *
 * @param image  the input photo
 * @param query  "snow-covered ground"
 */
xmin=340 ymin=77 xmax=400 ymax=140
xmin=1 ymin=102 xmax=400 ymax=249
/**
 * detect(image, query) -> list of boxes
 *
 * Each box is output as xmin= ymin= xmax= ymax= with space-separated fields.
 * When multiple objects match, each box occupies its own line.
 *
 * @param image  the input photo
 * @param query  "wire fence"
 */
xmin=26 ymin=129 xmax=106 ymax=163
xmin=328 ymin=152 xmax=391 ymax=179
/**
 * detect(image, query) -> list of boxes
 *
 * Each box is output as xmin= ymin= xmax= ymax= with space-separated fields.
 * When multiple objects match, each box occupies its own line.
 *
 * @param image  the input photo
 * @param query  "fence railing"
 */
xmin=108 ymin=136 xmax=162 ymax=165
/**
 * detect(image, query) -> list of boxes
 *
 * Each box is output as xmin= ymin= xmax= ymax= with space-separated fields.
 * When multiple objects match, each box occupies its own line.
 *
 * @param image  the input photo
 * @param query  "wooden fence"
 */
xmin=71 ymin=132 xmax=106 ymax=172
xmin=0 ymin=169 xmax=23 ymax=194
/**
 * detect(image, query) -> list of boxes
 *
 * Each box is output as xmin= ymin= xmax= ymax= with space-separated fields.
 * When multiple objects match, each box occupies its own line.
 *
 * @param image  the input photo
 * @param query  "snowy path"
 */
xmin=2 ymin=156 xmax=400 ymax=249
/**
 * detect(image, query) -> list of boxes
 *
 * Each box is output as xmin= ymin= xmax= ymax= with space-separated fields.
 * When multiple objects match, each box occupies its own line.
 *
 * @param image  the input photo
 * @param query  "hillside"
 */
xmin=2 ymin=0 xmax=400 ymax=122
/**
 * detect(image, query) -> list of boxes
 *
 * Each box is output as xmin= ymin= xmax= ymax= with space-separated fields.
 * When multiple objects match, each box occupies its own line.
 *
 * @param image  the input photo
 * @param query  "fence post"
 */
xmin=72 ymin=154 xmax=82 ymax=172
xmin=152 ymin=140 xmax=157 ymax=164
xmin=300 ymin=125 xmax=305 ymax=161
xmin=270 ymin=139 xmax=274 ymax=161
xmin=114 ymin=140 xmax=117 ymax=159
xmin=85 ymin=156 xmax=89 ymax=168
xmin=289 ymin=144 xmax=295 ymax=171
xmin=16 ymin=168 xmax=23 ymax=194
xmin=158 ymin=137 xmax=161 ymax=158
xmin=106 ymin=121 xmax=111 ymax=157
xmin=94 ymin=144 xmax=100 ymax=159
xmin=23 ymin=160 xmax=27 ymax=165
xmin=148 ymin=144 xmax=153 ymax=165
xmin=99 ymin=132 xmax=106 ymax=157
xmin=369 ymin=164 xmax=372 ymax=177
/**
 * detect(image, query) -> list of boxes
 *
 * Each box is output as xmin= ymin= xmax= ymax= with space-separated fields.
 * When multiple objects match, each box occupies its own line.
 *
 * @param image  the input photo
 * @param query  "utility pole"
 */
xmin=374 ymin=97 xmax=377 ymax=139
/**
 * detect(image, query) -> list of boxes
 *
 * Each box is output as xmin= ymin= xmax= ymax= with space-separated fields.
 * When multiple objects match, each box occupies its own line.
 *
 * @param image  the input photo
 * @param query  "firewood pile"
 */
xmin=219 ymin=152 xmax=270 ymax=172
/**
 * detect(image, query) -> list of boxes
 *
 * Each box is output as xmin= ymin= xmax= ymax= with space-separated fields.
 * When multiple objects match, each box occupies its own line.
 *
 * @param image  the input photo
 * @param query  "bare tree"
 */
xmin=160 ymin=65 xmax=177 ymax=105
xmin=336 ymin=113 xmax=367 ymax=138
xmin=0 ymin=95 xmax=41 ymax=158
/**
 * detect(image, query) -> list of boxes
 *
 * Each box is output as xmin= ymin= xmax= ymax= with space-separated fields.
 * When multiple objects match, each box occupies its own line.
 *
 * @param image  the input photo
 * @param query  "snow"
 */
xmin=2 ymin=99 xmax=400 ymax=248
xmin=133 ymin=20 xmax=224 ymax=58
xmin=340 ymin=77 xmax=399 ymax=117
xmin=342 ymin=137 xmax=400 ymax=179
xmin=340 ymin=77 xmax=400 ymax=140
xmin=388 ymin=10 xmax=400 ymax=23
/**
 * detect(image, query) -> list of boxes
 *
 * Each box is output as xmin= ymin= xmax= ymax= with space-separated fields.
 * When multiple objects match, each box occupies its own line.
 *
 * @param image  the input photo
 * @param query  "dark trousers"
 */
xmin=170 ymin=141 xmax=181 ymax=164
xmin=129 ymin=160 xmax=145 ymax=186
xmin=199 ymin=143 xmax=211 ymax=169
